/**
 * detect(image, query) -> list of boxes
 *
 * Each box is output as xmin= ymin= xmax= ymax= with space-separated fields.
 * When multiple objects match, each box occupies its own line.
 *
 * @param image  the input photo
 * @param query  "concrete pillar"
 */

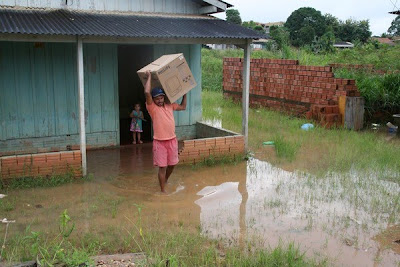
xmin=77 ymin=37 xmax=87 ymax=176
xmin=242 ymin=39 xmax=251 ymax=150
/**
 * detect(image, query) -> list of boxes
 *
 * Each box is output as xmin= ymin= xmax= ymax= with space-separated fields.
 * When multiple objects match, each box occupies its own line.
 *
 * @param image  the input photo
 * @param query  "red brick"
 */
xmin=194 ymin=139 xmax=207 ymax=148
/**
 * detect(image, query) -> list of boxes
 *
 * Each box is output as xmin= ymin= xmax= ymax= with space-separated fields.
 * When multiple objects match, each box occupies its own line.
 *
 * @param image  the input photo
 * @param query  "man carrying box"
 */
xmin=144 ymin=70 xmax=187 ymax=193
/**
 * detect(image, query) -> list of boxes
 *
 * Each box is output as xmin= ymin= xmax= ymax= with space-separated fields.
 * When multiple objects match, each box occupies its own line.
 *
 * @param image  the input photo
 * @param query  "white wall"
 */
xmin=0 ymin=0 xmax=201 ymax=14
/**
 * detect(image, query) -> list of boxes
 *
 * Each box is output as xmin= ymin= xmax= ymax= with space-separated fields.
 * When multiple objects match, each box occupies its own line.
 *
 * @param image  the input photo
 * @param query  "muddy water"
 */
xmin=1 ymin=145 xmax=399 ymax=266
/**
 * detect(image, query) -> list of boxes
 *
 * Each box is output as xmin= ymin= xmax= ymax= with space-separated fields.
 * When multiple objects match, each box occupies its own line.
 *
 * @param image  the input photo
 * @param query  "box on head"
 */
xmin=137 ymin=53 xmax=197 ymax=103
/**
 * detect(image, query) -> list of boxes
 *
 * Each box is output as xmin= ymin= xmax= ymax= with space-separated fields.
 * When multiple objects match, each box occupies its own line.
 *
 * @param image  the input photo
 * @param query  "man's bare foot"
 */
xmin=132 ymin=141 xmax=136 ymax=144
xmin=138 ymin=140 xmax=143 ymax=144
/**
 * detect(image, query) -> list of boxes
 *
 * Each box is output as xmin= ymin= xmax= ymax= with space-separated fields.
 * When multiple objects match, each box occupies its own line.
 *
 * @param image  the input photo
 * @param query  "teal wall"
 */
xmin=0 ymin=42 xmax=119 ymax=154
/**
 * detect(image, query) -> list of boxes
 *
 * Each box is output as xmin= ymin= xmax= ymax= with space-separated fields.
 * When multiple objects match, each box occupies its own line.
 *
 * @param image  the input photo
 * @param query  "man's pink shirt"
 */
xmin=146 ymin=101 xmax=179 ymax=140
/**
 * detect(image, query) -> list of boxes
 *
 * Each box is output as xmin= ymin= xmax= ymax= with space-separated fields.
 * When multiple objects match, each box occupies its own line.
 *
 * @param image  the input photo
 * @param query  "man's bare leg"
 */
xmin=166 ymin=165 xmax=175 ymax=183
xmin=158 ymin=167 xmax=167 ymax=193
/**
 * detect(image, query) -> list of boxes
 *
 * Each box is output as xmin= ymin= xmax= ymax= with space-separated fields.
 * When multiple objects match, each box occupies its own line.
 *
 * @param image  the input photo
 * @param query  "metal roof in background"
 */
xmin=0 ymin=8 xmax=265 ymax=40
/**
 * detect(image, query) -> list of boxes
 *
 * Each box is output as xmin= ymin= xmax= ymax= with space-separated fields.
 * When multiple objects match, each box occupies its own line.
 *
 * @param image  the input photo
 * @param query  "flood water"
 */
xmin=1 ymin=144 xmax=399 ymax=266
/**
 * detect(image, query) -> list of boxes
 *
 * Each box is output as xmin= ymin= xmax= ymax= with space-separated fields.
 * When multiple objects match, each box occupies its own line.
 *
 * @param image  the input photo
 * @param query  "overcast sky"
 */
xmin=214 ymin=0 xmax=399 ymax=36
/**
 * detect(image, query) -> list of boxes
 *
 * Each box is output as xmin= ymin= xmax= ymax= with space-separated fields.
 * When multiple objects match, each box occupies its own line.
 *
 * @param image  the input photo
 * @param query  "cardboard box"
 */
xmin=137 ymin=53 xmax=197 ymax=103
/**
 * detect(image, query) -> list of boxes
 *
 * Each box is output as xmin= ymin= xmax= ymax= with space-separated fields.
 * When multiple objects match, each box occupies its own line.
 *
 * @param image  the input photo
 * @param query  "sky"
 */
xmin=214 ymin=0 xmax=399 ymax=36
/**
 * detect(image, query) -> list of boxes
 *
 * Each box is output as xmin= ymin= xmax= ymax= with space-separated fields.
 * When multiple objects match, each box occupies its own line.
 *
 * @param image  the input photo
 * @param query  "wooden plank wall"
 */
xmin=0 ymin=42 xmax=119 ymax=143
xmin=153 ymin=44 xmax=202 ymax=127
xmin=2 ymin=0 xmax=200 ymax=14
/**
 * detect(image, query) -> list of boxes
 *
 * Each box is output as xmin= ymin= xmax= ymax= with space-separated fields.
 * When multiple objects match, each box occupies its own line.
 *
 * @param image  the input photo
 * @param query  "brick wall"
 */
xmin=178 ymin=122 xmax=245 ymax=164
xmin=223 ymin=58 xmax=361 ymax=127
xmin=0 ymin=151 xmax=82 ymax=180
xmin=178 ymin=135 xmax=245 ymax=165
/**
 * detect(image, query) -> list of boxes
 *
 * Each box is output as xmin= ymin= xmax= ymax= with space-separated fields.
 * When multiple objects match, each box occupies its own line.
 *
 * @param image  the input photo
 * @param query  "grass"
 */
xmin=0 ymin=173 xmax=92 ymax=190
xmin=202 ymin=90 xmax=400 ymax=181
xmin=0 ymin=208 xmax=326 ymax=266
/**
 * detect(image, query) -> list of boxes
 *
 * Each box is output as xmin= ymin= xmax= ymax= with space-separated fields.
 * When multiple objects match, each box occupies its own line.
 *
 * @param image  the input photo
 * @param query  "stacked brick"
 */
xmin=306 ymin=105 xmax=342 ymax=129
xmin=178 ymin=135 xmax=245 ymax=165
xmin=0 ymin=151 xmax=82 ymax=179
xmin=223 ymin=58 xmax=361 ymax=127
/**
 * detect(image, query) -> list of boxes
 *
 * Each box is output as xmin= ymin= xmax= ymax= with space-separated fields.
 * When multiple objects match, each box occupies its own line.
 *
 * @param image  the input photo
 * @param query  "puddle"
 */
xmin=0 ymin=146 xmax=399 ymax=266
xmin=195 ymin=182 xmax=242 ymax=244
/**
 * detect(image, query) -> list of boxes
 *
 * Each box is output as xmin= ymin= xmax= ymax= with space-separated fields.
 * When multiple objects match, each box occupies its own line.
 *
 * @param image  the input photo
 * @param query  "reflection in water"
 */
xmin=195 ymin=158 xmax=400 ymax=266
xmin=195 ymin=182 xmax=241 ymax=245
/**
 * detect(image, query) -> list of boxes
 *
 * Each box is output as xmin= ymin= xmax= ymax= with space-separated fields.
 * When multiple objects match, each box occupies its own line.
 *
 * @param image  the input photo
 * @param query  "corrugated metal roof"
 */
xmin=0 ymin=8 xmax=265 ymax=40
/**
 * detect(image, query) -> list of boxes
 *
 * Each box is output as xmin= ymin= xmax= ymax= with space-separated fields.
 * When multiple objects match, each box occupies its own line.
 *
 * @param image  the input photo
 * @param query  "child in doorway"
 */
xmin=130 ymin=103 xmax=145 ymax=144
xmin=144 ymin=70 xmax=187 ymax=193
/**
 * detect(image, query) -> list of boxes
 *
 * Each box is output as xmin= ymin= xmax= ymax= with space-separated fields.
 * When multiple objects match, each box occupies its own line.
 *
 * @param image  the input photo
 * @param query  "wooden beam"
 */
xmin=199 ymin=6 xmax=218 ymax=14
xmin=76 ymin=37 xmax=87 ymax=176
xmin=242 ymin=39 xmax=251 ymax=150
xmin=203 ymin=0 xmax=227 ymax=10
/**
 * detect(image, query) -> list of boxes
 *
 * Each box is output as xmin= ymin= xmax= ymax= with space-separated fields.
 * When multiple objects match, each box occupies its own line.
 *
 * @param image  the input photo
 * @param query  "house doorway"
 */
xmin=118 ymin=45 xmax=153 ymax=145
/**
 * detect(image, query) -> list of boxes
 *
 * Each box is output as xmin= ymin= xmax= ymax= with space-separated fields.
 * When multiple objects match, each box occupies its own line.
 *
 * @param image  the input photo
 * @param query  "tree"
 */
xmin=388 ymin=15 xmax=400 ymax=36
xmin=242 ymin=20 xmax=266 ymax=33
xmin=226 ymin=9 xmax=242 ymax=25
xmin=337 ymin=19 xmax=371 ymax=43
xmin=311 ymin=28 xmax=335 ymax=53
xmin=285 ymin=7 xmax=327 ymax=47
xmin=269 ymin=26 xmax=290 ymax=49
xmin=253 ymin=25 xmax=265 ymax=33
xmin=324 ymin=14 xmax=340 ymax=34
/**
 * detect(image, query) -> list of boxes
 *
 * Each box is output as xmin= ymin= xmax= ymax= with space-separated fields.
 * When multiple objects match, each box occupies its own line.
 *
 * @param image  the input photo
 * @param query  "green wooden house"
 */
xmin=0 ymin=0 xmax=263 ymax=175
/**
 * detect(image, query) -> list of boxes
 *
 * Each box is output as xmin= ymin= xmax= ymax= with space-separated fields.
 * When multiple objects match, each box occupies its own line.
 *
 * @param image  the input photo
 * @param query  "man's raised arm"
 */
xmin=175 ymin=94 xmax=187 ymax=111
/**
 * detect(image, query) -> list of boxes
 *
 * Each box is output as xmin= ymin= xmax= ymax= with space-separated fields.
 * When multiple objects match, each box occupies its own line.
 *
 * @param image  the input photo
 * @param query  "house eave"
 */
xmin=0 ymin=33 xmax=253 ymax=45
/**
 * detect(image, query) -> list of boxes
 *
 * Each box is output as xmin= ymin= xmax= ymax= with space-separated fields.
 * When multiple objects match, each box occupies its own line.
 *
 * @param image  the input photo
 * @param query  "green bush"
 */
xmin=334 ymin=69 xmax=400 ymax=121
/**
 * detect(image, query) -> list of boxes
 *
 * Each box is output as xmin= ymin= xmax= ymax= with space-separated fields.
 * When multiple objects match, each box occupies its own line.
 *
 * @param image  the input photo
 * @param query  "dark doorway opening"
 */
xmin=118 ymin=45 xmax=153 ymax=145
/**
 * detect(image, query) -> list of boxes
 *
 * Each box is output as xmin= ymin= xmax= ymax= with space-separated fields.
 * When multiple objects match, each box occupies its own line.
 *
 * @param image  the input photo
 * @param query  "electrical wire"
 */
xmin=389 ymin=0 xmax=399 ymax=11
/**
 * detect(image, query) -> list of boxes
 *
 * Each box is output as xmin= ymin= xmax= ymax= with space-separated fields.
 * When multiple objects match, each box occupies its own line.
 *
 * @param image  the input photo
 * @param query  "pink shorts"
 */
xmin=153 ymin=138 xmax=179 ymax=167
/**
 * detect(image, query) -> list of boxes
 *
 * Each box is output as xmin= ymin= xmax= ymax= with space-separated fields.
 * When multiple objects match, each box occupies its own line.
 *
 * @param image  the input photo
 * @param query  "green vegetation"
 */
xmin=335 ymin=69 xmax=400 ymax=120
xmin=1 ymin=209 xmax=325 ymax=266
xmin=2 ymin=210 xmax=95 ymax=266
xmin=202 ymin=91 xmax=400 ymax=181
xmin=225 ymin=9 xmax=242 ymax=25
xmin=1 ymin=173 xmax=92 ymax=190
xmin=272 ymin=135 xmax=300 ymax=162
xmin=388 ymin=15 xmax=400 ymax=36
xmin=285 ymin=7 xmax=327 ymax=47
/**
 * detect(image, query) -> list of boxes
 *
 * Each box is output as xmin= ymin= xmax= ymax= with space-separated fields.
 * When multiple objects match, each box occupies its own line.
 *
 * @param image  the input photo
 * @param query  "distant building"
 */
xmin=206 ymin=44 xmax=237 ymax=50
xmin=251 ymin=39 xmax=270 ymax=50
xmin=372 ymin=37 xmax=396 ymax=46
xmin=256 ymin=21 xmax=285 ymax=35
xmin=333 ymin=42 xmax=355 ymax=49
